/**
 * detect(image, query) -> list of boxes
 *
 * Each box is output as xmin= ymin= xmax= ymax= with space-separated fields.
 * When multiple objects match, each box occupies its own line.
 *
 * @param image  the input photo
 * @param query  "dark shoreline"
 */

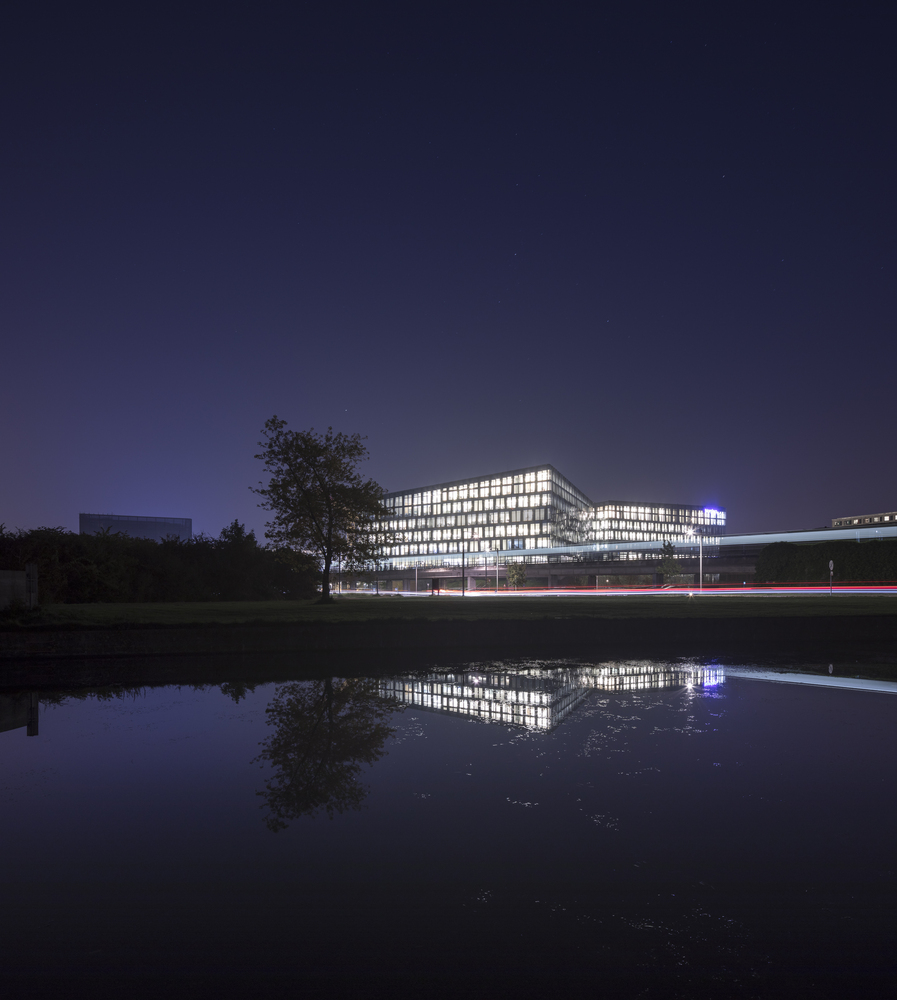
xmin=1 ymin=615 xmax=895 ymax=691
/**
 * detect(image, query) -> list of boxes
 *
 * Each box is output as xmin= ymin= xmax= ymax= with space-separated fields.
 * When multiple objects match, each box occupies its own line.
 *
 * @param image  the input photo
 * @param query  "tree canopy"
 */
xmin=253 ymin=417 xmax=388 ymax=600
xmin=657 ymin=540 xmax=682 ymax=585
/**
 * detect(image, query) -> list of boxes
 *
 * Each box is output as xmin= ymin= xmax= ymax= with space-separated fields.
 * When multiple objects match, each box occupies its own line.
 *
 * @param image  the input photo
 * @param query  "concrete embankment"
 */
xmin=1 ymin=615 xmax=895 ymax=662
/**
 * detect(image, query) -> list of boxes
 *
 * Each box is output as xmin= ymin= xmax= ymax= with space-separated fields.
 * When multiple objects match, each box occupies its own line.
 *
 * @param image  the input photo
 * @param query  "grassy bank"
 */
xmin=6 ymin=592 xmax=897 ymax=630
xmin=2 ymin=593 xmax=895 ymax=675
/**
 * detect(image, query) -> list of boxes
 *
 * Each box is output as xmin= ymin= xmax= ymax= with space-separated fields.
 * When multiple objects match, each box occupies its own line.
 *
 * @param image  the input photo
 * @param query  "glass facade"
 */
xmin=373 ymin=464 xmax=725 ymax=562
xmin=375 ymin=465 xmax=591 ymax=559
xmin=588 ymin=502 xmax=726 ymax=543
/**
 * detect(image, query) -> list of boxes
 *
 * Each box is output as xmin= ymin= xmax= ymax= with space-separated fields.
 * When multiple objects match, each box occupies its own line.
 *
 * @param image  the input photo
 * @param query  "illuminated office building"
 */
xmin=588 ymin=502 xmax=726 ymax=543
xmin=375 ymin=464 xmax=725 ymax=560
xmin=378 ymin=465 xmax=585 ymax=558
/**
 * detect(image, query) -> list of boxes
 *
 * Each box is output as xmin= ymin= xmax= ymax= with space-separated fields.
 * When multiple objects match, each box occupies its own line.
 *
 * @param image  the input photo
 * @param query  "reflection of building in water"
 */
xmin=380 ymin=669 xmax=588 ymax=730
xmin=579 ymin=663 xmax=725 ymax=693
xmin=0 ymin=692 xmax=39 ymax=737
xmin=381 ymin=663 xmax=724 ymax=731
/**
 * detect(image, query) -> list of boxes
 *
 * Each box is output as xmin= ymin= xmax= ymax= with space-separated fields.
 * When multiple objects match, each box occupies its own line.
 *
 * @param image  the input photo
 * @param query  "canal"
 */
xmin=0 ymin=658 xmax=894 ymax=998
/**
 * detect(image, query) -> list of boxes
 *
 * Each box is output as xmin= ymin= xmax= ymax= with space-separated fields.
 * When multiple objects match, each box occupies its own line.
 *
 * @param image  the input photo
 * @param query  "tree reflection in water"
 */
xmin=255 ymin=678 xmax=399 ymax=831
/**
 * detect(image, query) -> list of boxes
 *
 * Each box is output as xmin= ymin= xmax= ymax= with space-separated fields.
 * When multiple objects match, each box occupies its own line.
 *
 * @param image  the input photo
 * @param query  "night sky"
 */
xmin=2 ymin=3 xmax=894 ymax=538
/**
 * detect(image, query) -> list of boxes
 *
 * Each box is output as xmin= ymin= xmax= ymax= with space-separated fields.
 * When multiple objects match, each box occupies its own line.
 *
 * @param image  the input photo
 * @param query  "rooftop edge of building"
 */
xmin=383 ymin=464 xmax=576 ymax=499
xmin=79 ymin=513 xmax=191 ymax=524
xmin=381 ymin=467 xmax=723 ymax=514
xmin=832 ymin=511 xmax=896 ymax=528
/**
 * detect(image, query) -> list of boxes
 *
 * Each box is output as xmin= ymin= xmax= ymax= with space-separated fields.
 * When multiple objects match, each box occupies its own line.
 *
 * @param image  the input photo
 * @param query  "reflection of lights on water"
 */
xmin=724 ymin=668 xmax=897 ymax=695
xmin=381 ymin=663 xmax=727 ymax=731
xmin=684 ymin=667 xmax=724 ymax=689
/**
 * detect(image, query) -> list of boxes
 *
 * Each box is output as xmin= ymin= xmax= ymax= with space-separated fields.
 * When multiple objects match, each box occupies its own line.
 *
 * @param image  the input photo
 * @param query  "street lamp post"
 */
xmin=698 ymin=531 xmax=703 ymax=591
xmin=687 ymin=528 xmax=703 ymax=591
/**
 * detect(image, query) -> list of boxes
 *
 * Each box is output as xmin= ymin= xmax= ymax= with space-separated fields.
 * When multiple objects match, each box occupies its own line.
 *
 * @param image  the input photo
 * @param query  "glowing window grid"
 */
xmin=373 ymin=465 xmax=725 ymax=559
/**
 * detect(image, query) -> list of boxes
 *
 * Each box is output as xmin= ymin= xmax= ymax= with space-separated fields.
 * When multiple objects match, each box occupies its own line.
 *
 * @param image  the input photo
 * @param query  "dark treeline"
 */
xmin=0 ymin=520 xmax=318 ymax=604
xmin=755 ymin=540 xmax=897 ymax=584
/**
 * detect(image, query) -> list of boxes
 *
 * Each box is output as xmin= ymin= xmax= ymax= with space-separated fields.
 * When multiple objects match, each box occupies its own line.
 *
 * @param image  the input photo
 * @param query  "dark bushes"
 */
xmin=755 ymin=539 xmax=897 ymax=584
xmin=0 ymin=520 xmax=318 ymax=603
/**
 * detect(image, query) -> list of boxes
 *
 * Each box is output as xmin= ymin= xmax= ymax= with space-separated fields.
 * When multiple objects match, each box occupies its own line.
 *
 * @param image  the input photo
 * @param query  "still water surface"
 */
xmin=1 ymin=660 xmax=894 ymax=997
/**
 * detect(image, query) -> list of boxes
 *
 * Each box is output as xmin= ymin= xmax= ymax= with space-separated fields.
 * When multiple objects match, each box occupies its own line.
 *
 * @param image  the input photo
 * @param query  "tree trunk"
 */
xmin=320 ymin=554 xmax=332 ymax=601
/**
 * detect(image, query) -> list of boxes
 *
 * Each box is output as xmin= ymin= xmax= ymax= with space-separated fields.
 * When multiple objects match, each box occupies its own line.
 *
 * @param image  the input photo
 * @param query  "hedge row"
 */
xmin=754 ymin=539 xmax=897 ymax=584
xmin=0 ymin=520 xmax=318 ymax=603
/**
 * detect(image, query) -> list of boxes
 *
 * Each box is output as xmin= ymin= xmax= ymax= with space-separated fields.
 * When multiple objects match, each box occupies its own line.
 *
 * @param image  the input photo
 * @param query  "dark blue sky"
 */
xmin=2 ymin=2 xmax=894 ymax=537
